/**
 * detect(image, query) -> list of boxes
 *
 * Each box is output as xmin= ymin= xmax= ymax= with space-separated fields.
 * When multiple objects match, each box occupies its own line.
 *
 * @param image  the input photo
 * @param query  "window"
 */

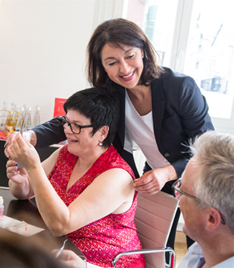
xmin=124 ymin=0 xmax=178 ymax=66
xmin=123 ymin=0 xmax=234 ymax=133
xmin=183 ymin=0 xmax=234 ymax=119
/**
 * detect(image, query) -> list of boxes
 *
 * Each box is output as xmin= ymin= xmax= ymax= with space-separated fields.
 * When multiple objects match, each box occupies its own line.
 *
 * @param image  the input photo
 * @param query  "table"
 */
xmin=0 ymin=187 xmax=84 ymax=259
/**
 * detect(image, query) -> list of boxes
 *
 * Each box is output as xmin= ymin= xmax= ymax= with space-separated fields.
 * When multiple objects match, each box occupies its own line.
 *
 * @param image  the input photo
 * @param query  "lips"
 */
xmin=120 ymin=70 xmax=135 ymax=81
xmin=67 ymin=139 xmax=78 ymax=143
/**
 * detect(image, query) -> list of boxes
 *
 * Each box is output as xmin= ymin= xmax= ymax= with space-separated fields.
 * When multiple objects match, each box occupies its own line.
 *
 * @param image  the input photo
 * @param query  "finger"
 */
xmin=5 ymin=131 xmax=17 ymax=147
xmin=7 ymin=169 xmax=20 ymax=178
xmin=15 ymin=132 xmax=32 ymax=148
xmin=4 ymin=148 xmax=10 ymax=158
xmin=6 ymin=165 xmax=18 ymax=173
xmin=134 ymin=178 xmax=157 ymax=189
xmin=6 ymin=160 xmax=16 ymax=168
xmin=23 ymin=136 xmax=33 ymax=147
xmin=134 ymin=176 xmax=153 ymax=186
xmin=136 ymin=187 xmax=160 ymax=195
xmin=134 ymin=182 xmax=160 ymax=193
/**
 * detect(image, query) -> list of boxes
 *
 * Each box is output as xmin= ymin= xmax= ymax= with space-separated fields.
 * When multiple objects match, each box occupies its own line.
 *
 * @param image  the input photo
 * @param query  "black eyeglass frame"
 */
xmin=172 ymin=178 xmax=225 ymax=225
xmin=62 ymin=117 xmax=93 ymax=134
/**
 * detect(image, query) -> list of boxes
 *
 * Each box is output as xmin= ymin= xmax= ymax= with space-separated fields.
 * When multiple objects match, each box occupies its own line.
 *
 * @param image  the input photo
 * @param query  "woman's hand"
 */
xmin=6 ymin=159 xmax=28 ymax=185
xmin=56 ymin=249 xmax=86 ymax=268
xmin=133 ymin=165 xmax=177 ymax=195
xmin=7 ymin=133 xmax=40 ymax=171
xmin=4 ymin=130 xmax=37 ymax=158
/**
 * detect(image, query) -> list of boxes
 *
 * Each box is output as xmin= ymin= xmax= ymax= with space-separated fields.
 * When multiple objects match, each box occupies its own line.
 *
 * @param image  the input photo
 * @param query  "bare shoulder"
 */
xmin=93 ymin=168 xmax=134 ymax=191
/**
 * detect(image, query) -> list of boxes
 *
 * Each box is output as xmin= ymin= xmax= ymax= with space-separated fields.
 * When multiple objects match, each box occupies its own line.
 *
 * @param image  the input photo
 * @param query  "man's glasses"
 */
xmin=62 ymin=117 xmax=93 ymax=134
xmin=172 ymin=178 xmax=225 ymax=225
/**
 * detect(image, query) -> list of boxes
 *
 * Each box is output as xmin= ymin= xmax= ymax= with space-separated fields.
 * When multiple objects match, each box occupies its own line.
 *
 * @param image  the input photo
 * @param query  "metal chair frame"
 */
xmin=112 ymin=191 xmax=179 ymax=268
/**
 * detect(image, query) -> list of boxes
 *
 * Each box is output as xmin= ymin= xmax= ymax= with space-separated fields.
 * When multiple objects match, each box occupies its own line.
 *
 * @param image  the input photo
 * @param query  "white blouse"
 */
xmin=124 ymin=89 xmax=170 ymax=170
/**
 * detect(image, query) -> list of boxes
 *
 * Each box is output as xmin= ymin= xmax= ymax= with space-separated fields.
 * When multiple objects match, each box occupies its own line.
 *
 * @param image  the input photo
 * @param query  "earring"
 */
xmin=98 ymin=142 xmax=103 ymax=146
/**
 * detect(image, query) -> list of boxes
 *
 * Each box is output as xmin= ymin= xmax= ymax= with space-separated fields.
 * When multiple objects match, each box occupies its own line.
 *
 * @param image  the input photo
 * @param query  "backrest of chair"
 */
xmin=135 ymin=191 xmax=179 ymax=268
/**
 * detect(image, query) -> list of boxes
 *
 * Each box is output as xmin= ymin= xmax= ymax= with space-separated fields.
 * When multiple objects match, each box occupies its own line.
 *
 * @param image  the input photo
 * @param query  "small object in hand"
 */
xmin=17 ymin=119 xmax=25 ymax=169
xmin=55 ymin=238 xmax=68 ymax=258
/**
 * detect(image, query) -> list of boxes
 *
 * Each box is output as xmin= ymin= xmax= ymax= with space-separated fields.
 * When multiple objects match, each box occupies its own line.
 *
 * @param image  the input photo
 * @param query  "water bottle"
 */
xmin=0 ymin=102 xmax=8 ymax=131
xmin=33 ymin=106 xmax=40 ymax=127
xmin=25 ymin=107 xmax=32 ymax=131
xmin=13 ymin=106 xmax=20 ymax=131
xmin=4 ymin=110 xmax=14 ymax=136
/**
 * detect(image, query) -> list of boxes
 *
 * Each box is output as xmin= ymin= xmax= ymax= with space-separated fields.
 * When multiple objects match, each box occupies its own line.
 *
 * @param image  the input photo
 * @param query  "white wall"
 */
xmin=0 ymin=0 xmax=124 ymax=124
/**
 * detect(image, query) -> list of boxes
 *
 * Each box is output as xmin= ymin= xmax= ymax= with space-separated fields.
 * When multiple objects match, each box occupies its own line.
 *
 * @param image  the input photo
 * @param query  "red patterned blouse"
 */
xmin=48 ymin=145 xmax=145 ymax=268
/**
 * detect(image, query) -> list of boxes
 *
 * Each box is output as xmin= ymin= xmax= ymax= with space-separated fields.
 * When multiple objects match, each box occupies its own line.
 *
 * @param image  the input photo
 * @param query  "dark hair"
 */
xmin=64 ymin=87 xmax=119 ymax=148
xmin=87 ymin=18 xmax=163 ymax=89
xmin=0 ymin=231 xmax=67 ymax=268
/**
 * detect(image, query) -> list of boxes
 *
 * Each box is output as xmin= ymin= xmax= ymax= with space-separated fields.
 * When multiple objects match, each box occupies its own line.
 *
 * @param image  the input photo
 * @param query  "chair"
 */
xmin=112 ymin=191 xmax=179 ymax=268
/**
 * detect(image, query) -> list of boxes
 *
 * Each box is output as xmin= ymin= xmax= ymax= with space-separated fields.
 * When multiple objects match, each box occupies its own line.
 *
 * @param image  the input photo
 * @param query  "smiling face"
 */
xmin=101 ymin=43 xmax=144 ymax=90
xmin=64 ymin=110 xmax=102 ymax=157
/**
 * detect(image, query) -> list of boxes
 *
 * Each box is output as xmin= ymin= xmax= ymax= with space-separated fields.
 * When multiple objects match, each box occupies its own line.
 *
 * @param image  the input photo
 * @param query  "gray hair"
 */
xmin=190 ymin=131 xmax=234 ymax=234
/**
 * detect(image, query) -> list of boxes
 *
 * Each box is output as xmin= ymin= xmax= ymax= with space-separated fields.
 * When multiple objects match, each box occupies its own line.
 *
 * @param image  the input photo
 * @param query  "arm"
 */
xmin=7 ymin=137 xmax=61 ymax=200
xmin=7 ymin=134 xmax=134 ymax=237
xmin=4 ymin=116 xmax=65 ymax=158
xmin=135 ymin=74 xmax=214 ymax=195
xmin=33 ymin=117 xmax=66 ymax=149
xmin=170 ymin=76 xmax=214 ymax=176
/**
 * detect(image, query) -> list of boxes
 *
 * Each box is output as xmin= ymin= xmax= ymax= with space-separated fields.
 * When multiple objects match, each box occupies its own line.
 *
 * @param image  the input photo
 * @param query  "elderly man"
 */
xmin=173 ymin=131 xmax=234 ymax=268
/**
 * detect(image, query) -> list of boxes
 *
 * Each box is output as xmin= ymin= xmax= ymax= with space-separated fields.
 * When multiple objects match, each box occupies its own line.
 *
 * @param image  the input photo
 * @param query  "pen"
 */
xmin=55 ymin=239 xmax=68 ymax=258
xmin=17 ymin=118 xmax=25 ymax=168
xmin=20 ymin=119 xmax=25 ymax=135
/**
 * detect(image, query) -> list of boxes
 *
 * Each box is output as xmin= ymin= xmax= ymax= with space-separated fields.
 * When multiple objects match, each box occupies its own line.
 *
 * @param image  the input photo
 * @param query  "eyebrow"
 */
xmin=65 ymin=117 xmax=82 ymax=124
xmin=103 ymin=48 xmax=133 ymax=62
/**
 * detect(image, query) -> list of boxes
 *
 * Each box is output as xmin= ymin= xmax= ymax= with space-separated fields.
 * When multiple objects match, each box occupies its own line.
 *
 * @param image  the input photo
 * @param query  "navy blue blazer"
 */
xmin=112 ymin=67 xmax=214 ymax=181
xmin=33 ymin=67 xmax=214 ymax=185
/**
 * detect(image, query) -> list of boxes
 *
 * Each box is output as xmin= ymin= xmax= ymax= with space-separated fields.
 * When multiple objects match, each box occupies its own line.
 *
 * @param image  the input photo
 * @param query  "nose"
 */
xmin=119 ymin=59 xmax=130 ymax=74
xmin=64 ymin=123 xmax=73 ymax=134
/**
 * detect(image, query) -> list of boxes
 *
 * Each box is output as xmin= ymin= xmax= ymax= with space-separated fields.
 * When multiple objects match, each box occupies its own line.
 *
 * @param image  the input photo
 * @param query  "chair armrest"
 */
xmin=112 ymin=247 xmax=175 ymax=268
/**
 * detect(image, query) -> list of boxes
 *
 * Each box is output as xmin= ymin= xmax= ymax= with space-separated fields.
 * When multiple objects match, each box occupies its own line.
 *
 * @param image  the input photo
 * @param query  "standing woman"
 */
xmin=86 ymin=18 xmax=214 ymax=248
xmin=5 ymin=18 xmax=214 ymax=249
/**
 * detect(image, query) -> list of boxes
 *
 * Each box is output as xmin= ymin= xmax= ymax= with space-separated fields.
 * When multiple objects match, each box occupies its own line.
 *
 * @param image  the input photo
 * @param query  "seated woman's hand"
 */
xmin=7 ymin=133 xmax=41 ymax=171
xmin=55 ymin=249 xmax=86 ymax=268
xmin=4 ymin=130 xmax=37 ymax=158
xmin=4 ymin=131 xmax=18 ymax=158
xmin=6 ymin=159 xmax=28 ymax=184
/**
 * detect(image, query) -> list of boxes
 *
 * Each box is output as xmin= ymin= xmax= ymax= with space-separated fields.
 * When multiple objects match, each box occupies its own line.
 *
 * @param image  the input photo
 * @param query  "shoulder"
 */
xmin=177 ymin=242 xmax=205 ymax=268
xmin=97 ymin=146 xmax=135 ymax=180
xmin=151 ymin=67 xmax=201 ymax=104
xmin=155 ymin=67 xmax=199 ymax=93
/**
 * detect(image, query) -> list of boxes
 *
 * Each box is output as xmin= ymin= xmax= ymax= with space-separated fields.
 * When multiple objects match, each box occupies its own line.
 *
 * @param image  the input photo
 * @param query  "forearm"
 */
xmin=163 ymin=164 xmax=177 ymax=182
xmin=9 ymin=176 xmax=34 ymax=200
xmin=170 ymin=158 xmax=188 ymax=181
xmin=33 ymin=117 xmax=66 ymax=149
xmin=27 ymin=165 xmax=71 ymax=236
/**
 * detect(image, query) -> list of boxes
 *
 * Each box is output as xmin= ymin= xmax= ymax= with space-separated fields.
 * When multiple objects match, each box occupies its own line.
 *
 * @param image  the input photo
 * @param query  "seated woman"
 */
xmin=6 ymin=88 xmax=145 ymax=268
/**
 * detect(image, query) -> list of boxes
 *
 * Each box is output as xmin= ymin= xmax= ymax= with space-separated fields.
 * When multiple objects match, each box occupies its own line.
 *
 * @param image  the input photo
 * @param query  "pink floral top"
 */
xmin=48 ymin=145 xmax=145 ymax=267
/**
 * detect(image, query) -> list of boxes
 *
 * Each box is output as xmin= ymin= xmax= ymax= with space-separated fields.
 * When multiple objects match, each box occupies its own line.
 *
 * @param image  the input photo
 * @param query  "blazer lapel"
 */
xmin=151 ymin=78 xmax=166 ymax=145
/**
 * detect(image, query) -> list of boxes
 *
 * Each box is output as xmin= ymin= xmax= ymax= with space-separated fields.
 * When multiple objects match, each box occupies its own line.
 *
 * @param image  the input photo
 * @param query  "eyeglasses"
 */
xmin=172 ymin=178 xmax=225 ymax=225
xmin=62 ymin=117 xmax=93 ymax=134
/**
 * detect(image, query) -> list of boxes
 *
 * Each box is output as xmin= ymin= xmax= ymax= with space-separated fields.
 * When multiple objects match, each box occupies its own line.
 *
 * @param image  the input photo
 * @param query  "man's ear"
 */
xmin=207 ymin=207 xmax=223 ymax=230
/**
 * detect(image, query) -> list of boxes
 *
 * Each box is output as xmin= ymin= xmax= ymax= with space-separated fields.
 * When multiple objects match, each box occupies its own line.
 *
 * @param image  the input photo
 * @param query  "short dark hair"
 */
xmin=64 ymin=87 xmax=119 ymax=148
xmin=87 ymin=18 xmax=163 ymax=89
